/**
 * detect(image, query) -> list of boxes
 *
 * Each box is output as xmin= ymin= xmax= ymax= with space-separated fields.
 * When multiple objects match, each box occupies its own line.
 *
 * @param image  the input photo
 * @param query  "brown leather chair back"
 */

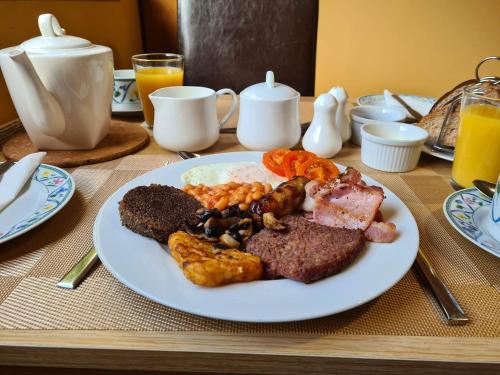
xmin=139 ymin=0 xmax=179 ymax=54
xmin=178 ymin=0 xmax=318 ymax=95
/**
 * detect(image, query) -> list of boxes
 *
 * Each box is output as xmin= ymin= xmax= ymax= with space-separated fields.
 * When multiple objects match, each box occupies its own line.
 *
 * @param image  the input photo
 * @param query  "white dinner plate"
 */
xmin=93 ymin=152 xmax=419 ymax=322
xmin=0 ymin=164 xmax=75 ymax=244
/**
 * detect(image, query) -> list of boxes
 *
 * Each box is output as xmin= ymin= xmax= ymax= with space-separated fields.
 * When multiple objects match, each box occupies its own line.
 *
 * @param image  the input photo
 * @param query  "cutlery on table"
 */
xmin=414 ymin=250 xmax=469 ymax=324
xmin=62 ymin=154 xmax=199 ymax=289
xmin=178 ymin=151 xmax=201 ymax=160
xmin=57 ymin=247 xmax=99 ymax=289
xmin=391 ymin=94 xmax=423 ymax=122
xmin=473 ymin=179 xmax=495 ymax=198
xmin=0 ymin=160 xmax=15 ymax=177
xmin=384 ymin=89 xmax=423 ymax=123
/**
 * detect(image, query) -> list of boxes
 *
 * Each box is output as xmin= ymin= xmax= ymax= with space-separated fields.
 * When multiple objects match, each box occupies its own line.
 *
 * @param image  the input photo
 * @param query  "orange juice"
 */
xmin=135 ymin=67 xmax=184 ymax=125
xmin=452 ymin=103 xmax=500 ymax=188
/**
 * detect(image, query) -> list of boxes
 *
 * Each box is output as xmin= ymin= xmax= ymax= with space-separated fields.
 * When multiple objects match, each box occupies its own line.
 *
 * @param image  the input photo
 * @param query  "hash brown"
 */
xmin=168 ymin=231 xmax=263 ymax=287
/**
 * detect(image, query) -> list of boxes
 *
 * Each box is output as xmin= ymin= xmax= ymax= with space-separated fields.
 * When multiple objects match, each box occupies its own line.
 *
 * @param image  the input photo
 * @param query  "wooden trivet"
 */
xmin=2 ymin=120 xmax=149 ymax=167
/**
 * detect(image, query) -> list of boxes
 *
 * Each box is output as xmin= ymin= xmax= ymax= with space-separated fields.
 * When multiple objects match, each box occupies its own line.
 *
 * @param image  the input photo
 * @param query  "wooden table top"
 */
xmin=0 ymin=97 xmax=498 ymax=375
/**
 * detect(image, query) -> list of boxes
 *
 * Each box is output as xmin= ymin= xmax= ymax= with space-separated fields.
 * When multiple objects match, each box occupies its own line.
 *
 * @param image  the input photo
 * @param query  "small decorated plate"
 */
xmin=357 ymin=94 xmax=436 ymax=116
xmin=0 ymin=164 xmax=75 ymax=244
xmin=443 ymin=188 xmax=500 ymax=258
xmin=422 ymin=144 xmax=454 ymax=162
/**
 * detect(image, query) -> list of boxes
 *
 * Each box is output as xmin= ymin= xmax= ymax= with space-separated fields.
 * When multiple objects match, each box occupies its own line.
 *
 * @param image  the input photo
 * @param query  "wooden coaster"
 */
xmin=2 ymin=120 xmax=149 ymax=167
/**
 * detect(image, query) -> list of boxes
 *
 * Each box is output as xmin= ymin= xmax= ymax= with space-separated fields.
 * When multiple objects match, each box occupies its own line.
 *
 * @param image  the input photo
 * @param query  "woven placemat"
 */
xmin=0 ymin=150 xmax=499 ymax=337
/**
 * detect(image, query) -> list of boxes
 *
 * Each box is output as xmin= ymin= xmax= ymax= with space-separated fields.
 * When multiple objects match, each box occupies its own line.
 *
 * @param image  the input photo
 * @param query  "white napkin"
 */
xmin=0 ymin=152 xmax=46 ymax=212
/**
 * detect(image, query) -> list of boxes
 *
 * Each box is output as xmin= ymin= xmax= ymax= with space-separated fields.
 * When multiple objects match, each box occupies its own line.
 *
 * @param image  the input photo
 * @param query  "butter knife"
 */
xmin=60 ymin=152 xmax=202 ymax=289
xmin=414 ymin=250 xmax=469 ymax=324
xmin=391 ymin=94 xmax=423 ymax=122
xmin=57 ymin=247 xmax=99 ymax=289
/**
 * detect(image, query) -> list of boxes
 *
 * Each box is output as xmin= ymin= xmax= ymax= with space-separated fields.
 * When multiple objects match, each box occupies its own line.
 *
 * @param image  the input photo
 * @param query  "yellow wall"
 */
xmin=316 ymin=0 xmax=500 ymax=98
xmin=1 ymin=0 xmax=499 ymax=124
xmin=0 ymin=0 xmax=142 ymax=124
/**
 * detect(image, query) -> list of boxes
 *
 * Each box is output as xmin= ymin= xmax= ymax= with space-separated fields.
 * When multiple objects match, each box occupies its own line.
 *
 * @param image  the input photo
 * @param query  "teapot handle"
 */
xmin=39 ymin=14 xmax=66 ymax=37
xmin=215 ymin=89 xmax=238 ymax=129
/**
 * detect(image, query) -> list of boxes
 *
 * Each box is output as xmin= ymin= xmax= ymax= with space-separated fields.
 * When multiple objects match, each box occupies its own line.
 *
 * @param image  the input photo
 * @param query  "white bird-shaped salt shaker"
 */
xmin=329 ymin=86 xmax=351 ymax=143
xmin=302 ymin=93 xmax=342 ymax=158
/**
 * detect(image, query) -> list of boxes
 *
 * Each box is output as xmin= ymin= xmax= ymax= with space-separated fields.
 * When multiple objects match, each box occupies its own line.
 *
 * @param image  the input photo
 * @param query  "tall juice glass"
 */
xmin=451 ymin=87 xmax=500 ymax=188
xmin=132 ymin=53 xmax=184 ymax=127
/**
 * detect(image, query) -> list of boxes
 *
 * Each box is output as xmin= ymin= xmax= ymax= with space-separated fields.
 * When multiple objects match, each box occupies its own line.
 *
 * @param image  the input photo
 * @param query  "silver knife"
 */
xmin=59 ymin=152 xmax=203 ymax=289
xmin=414 ymin=250 xmax=469 ymax=324
xmin=60 ymin=152 xmax=202 ymax=289
xmin=57 ymin=247 xmax=99 ymax=289
xmin=391 ymin=94 xmax=423 ymax=122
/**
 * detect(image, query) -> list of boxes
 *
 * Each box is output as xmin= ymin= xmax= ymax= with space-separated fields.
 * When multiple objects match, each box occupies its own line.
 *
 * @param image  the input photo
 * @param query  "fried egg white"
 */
xmin=181 ymin=162 xmax=286 ymax=187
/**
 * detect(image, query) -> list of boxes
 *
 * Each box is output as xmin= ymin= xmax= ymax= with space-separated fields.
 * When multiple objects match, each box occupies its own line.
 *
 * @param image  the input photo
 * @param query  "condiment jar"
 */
xmin=237 ymin=71 xmax=301 ymax=150
xmin=302 ymin=93 xmax=342 ymax=158
xmin=329 ymin=86 xmax=351 ymax=143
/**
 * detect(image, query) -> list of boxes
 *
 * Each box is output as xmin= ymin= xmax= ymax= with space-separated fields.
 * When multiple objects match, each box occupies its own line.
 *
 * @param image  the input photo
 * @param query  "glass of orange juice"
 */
xmin=131 ymin=53 xmax=184 ymax=127
xmin=451 ymin=87 xmax=500 ymax=188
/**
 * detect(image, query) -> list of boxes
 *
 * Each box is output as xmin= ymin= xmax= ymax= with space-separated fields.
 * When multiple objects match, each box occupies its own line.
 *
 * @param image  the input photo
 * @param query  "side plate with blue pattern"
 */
xmin=0 ymin=164 xmax=75 ymax=244
xmin=443 ymin=188 xmax=500 ymax=258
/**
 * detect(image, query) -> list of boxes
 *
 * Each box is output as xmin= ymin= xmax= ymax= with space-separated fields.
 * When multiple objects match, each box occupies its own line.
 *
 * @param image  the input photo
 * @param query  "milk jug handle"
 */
xmin=215 ymin=89 xmax=238 ymax=129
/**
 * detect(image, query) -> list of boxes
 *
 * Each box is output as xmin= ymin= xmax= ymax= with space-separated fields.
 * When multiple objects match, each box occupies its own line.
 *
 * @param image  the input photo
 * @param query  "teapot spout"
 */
xmin=7 ymin=48 xmax=65 ymax=137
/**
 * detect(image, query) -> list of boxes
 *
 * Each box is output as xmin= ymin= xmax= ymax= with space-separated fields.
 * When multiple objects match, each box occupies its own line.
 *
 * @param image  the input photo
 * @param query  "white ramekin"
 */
xmin=349 ymin=105 xmax=407 ymax=145
xmin=360 ymin=122 xmax=429 ymax=172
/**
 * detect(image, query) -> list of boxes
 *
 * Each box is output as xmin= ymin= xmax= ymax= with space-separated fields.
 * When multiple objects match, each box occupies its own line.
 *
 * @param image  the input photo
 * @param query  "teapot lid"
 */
xmin=240 ymin=71 xmax=299 ymax=100
xmin=20 ymin=14 xmax=93 ymax=52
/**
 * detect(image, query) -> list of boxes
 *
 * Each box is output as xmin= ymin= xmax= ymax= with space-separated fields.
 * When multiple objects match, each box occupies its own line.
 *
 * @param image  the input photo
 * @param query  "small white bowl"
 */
xmin=360 ymin=122 xmax=428 ymax=172
xmin=349 ymin=105 xmax=407 ymax=145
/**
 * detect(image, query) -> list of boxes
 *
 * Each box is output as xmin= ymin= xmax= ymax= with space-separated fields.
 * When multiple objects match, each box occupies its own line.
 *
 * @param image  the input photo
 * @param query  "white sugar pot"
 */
xmin=237 ymin=71 xmax=301 ymax=150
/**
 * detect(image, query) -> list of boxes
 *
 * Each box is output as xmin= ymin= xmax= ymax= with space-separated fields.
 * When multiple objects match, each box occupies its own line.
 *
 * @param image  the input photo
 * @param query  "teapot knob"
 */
xmin=39 ymin=14 xmax=66 ymax=37
xmin=266 ymin=71 xmax=275 ymax=88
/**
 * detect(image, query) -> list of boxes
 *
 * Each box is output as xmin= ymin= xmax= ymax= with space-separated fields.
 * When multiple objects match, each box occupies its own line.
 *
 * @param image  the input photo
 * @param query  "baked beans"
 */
xmin=183 ymin=182 xmax=272 ymax=211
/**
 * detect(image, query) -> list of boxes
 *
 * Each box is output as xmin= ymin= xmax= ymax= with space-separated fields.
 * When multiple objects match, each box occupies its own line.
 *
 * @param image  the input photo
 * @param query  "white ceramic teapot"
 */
xmin=237 ymin=71 xmax=301 ymax=150
xmin=0 ymin=14 xmax=113 ymax=150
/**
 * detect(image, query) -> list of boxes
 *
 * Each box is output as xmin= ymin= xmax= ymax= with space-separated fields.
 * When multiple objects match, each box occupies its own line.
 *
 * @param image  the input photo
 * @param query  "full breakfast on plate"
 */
xmin=118 ymin=149 xmax=397 ymax=287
